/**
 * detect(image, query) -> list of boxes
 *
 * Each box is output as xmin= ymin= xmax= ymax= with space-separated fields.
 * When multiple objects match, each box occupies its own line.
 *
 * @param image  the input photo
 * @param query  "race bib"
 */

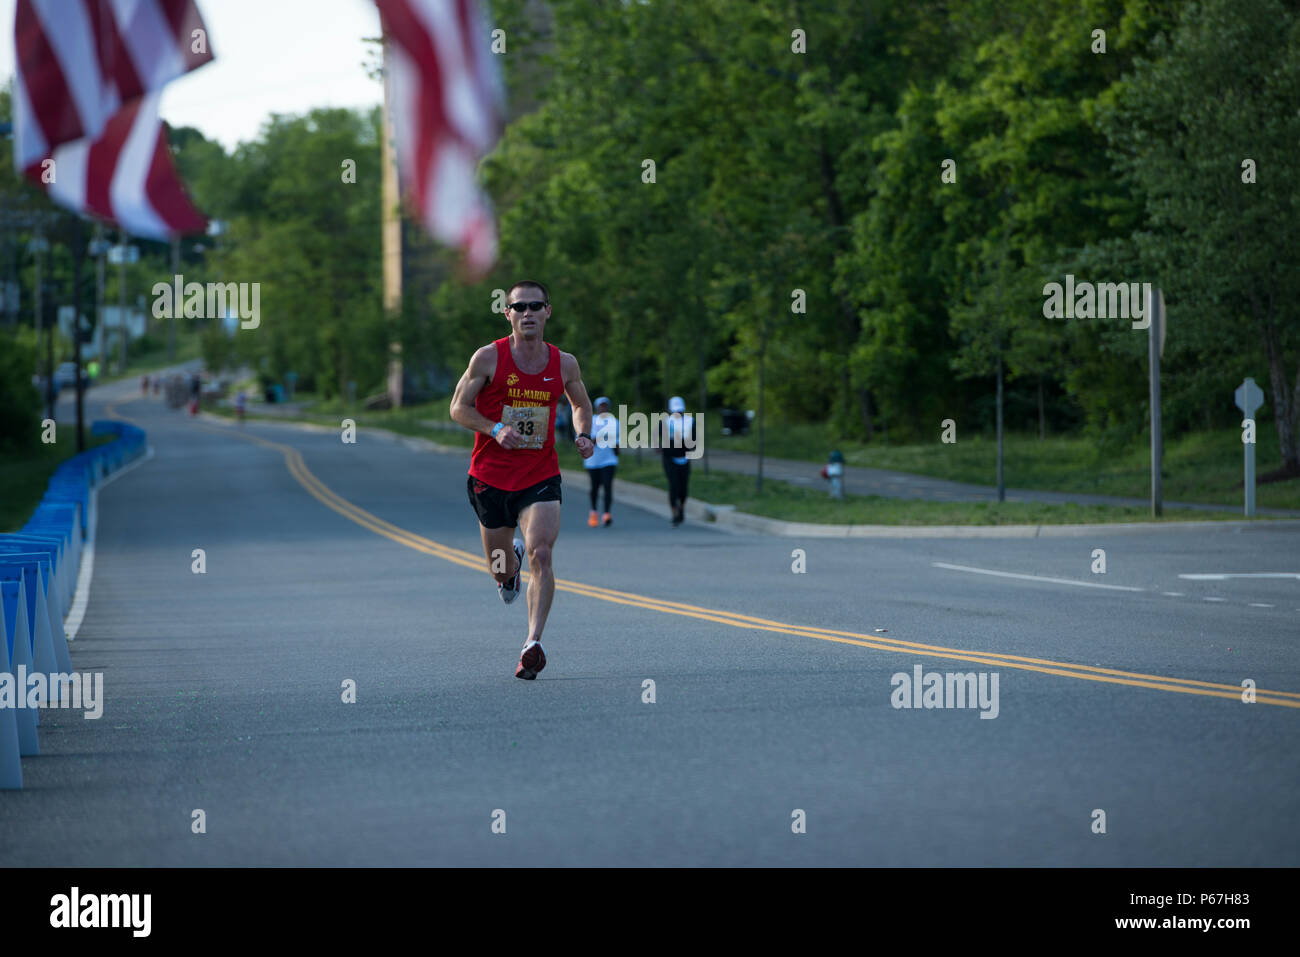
xmin=501 ymin=404 xmax=549 ymax=449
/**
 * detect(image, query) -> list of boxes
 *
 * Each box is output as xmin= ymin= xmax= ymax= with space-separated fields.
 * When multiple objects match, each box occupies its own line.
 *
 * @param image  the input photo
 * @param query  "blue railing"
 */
xmin=1 ymin=420 xmax=146 ymax=788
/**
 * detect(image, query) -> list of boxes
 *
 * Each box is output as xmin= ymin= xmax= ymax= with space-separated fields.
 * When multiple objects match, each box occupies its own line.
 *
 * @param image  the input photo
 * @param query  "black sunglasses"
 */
xmin=508 ymin=300 xmax=549 ymax=313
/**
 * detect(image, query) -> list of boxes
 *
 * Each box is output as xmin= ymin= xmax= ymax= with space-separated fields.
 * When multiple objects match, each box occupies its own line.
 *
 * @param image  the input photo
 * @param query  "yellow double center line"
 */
xmin=132 ymin=402 xmax=1300 ymax=710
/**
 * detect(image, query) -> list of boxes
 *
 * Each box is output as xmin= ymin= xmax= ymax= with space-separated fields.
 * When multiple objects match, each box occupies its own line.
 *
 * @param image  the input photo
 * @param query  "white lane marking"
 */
xmin=1249 ymin=603 xmax=1275 ymax=608
xmin=1162 ymin=591 xmax=1185 ymax=597
xmin=1203 ymin=596 xmax=1226 ymax=602
xmin=931 ymin=562 xmax=1144 ymax=591
xmin=64 ymin=445 xmax=155 ymax=640
xmin=1179 ymin=573 xmax=1300 ymax=580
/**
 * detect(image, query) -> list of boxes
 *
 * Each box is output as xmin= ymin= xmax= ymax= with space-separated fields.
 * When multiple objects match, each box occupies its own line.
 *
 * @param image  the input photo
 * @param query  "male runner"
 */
xmin=450 ymin=280 xmax=595 ymax=679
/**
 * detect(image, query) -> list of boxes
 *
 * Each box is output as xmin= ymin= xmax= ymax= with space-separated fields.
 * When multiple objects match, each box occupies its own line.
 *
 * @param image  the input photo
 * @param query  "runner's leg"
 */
xmin=602 ymin=466 xmax=614 ymax=513
xmin=517 ymin=500 xmax=560 ymax=642
xmin=479 ymin=523 xmax=519 ymax=584
xmin=663 ymin=457 xmax=677 ymax=513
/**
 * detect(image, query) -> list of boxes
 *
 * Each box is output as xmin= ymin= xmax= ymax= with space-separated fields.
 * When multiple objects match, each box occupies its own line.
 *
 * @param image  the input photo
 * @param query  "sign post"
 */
xmin=1234 ymin=377 xmax=1265 ymax=517
xmin=1148 ymin=287 xmax=1165 ymax=517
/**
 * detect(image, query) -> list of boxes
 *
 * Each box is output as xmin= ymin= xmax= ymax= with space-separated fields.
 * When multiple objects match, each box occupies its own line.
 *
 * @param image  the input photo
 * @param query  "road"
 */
xmin=2 ymin=375 xmax=1296 ymax=866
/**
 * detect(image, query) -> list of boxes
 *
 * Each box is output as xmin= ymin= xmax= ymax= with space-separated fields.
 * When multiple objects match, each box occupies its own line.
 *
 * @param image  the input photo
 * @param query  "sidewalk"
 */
xmin=217 ymin=378 xmax=1289 ymax=515
xmin=698 ymin=449 xmax=1300 ymax=517
xmin=190 ymin=407 xmax=1300 ymax=538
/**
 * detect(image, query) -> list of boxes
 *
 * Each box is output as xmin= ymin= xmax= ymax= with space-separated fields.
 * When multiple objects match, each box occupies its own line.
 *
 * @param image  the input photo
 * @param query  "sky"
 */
xmin=0 ymin=0 xmax=384 ymax=152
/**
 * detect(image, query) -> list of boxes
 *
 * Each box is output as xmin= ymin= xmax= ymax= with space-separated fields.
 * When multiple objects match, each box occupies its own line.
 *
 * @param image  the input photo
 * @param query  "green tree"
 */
xmin=1097 ymin=0 xmax=1300 ymax=472
xmin=0 ymin=328 xmax=42 ymax=452
xmin=207 ymin=109 xmax=386 ymax=397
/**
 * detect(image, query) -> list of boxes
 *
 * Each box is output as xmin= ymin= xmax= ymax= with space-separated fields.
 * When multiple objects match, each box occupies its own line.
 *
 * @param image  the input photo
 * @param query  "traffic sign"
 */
xmin=1235 ymin=377 xmax=1266 ymax=517
xmin=1234 ymin=377 xmax=1264 ymax=416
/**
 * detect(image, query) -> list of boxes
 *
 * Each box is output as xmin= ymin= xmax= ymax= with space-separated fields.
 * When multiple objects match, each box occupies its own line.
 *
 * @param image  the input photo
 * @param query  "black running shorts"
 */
xmin=467 ymin=473 xmax=563 ymax=529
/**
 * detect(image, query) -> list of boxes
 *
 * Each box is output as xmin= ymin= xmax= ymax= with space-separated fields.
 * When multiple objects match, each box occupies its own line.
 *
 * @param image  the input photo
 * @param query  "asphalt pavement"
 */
xmin=1 ymin=375 xmax=1296 ymax=866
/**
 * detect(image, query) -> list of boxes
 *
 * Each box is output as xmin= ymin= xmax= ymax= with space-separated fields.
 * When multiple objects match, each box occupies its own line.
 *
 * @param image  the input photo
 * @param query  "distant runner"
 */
xmin=584 ymin=396 xmax=619 ymax=526
xmin=661 ymin=396 xmax=693 ymax=526
xmin=450 ymin=280 xmax=595 ymax=679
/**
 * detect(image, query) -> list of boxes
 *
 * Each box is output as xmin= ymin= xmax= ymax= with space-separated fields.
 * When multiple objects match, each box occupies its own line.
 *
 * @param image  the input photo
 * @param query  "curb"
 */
xmin=199 ymin=413 xmax=1300 ymax=539
xmin=562 ymin=470 xmax=1300 ymax=538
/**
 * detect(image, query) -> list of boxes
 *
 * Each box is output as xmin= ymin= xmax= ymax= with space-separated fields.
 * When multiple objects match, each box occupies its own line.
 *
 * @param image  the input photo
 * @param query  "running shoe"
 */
xmin=588 ymin=510 xmax=599 ymax=527
xmin=515 ymin=639 xmax=547 ymax=680
xmin=498 ymin=539 xmax=524 ymax=604
xmin=602 ymin=512 xmax=612 ymax=526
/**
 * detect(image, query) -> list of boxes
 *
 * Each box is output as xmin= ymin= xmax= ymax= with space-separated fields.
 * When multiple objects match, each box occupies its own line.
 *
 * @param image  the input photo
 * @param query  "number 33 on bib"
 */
xmin=502 ymin=404 xmax=549 ymax=449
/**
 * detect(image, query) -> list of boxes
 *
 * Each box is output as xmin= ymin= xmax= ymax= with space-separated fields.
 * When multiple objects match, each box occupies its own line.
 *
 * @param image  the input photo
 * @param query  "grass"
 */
xmin=206 ymin=392 xmax=478 ymax=450
xmin=700 ymin=413 xmax=1300 ymax=510
xmin=1 ymin=431 xmax=114 ymax=533
xmin=206 ymin=396 xmax=1289 ymax=525
xmin=559 ymin=450 xmax=1250 ymax=526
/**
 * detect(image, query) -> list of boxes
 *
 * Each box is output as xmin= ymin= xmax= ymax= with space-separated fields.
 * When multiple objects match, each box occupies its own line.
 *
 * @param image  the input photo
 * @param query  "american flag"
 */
xmin=375 ymin=0 xmax=505 ymax=277
xmin=12 ymin=0 xmax=213 ymax=238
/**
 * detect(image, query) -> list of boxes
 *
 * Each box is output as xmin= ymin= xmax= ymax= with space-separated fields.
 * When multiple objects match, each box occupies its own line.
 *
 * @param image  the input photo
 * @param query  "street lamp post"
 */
xmin=28 ymin=232 xmax=49 ymax=366
xmin=88 ymin=228 xmax=109 ymax=374
xmin=71 ymin=218 xmax=86 ymax=452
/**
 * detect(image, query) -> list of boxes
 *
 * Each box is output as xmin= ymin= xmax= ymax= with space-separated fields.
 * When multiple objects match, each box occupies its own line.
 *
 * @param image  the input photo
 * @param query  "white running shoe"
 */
xmin=498 ymin=539 xmax=525 ymax=604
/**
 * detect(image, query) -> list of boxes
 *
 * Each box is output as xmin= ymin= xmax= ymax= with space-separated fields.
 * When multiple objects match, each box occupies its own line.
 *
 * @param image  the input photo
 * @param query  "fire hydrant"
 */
xmin=820 ymin=449 xmax=845 ymax=499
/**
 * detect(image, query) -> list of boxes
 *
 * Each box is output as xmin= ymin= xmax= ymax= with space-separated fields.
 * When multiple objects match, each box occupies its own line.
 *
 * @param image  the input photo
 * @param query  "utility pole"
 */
xmin=994 ymin=213 xmax=1009 ymax=503
xmin=756 ymin=331 xmax=765 ymax=494
xmin=72 ymin=218 xmax=85 ymax=452
xmin=169 ymin=236 xmax=179 ymax=360
xmin=996 ymin=348 xmax=1005 ymax=502
xmin=1148 ymin=286 xmax=1164 ymax=517
xmin=2 ymin=216 xmax=13 ymax=328
xmin=119 ymin=230 xmax=130 ymax=370
xmin=31 ymin=230 xmax=44 ymax=363
xmin=698 ymin=329 xmax=708 ymax=476
xmin=43 ymin=242 xmax=55 ymax=421
xmin=90 ymin=226 xmax=107 ymax=373
xmin=382 ymin=35 xmax=404 ymax=408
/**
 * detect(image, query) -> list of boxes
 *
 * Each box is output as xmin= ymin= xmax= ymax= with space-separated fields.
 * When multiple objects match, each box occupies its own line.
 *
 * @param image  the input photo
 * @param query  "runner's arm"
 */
xmin=451 ymin=346 xmax=522 ymax=448
xmin=562 ymin=352 xmax=595 ymax=458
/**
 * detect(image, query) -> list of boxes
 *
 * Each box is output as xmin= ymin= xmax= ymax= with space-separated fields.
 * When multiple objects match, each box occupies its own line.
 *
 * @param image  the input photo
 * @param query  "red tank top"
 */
xmin=469 ymin=337 xmax=564 ymax=490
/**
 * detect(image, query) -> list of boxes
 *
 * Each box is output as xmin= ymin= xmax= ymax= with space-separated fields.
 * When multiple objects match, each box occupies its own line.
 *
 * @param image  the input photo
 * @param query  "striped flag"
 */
xmin=12 ymin=0 xmax=214 ymax=238
xmin=374 ymin=0 xmax=505 ymax=277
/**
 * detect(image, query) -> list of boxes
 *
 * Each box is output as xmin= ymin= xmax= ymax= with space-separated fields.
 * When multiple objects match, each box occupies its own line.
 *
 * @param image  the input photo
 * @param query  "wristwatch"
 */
xmin=576 ymin=432 xmax=592 ymax=442
xmin=491 ymin=422 xmax=504 ymax=438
